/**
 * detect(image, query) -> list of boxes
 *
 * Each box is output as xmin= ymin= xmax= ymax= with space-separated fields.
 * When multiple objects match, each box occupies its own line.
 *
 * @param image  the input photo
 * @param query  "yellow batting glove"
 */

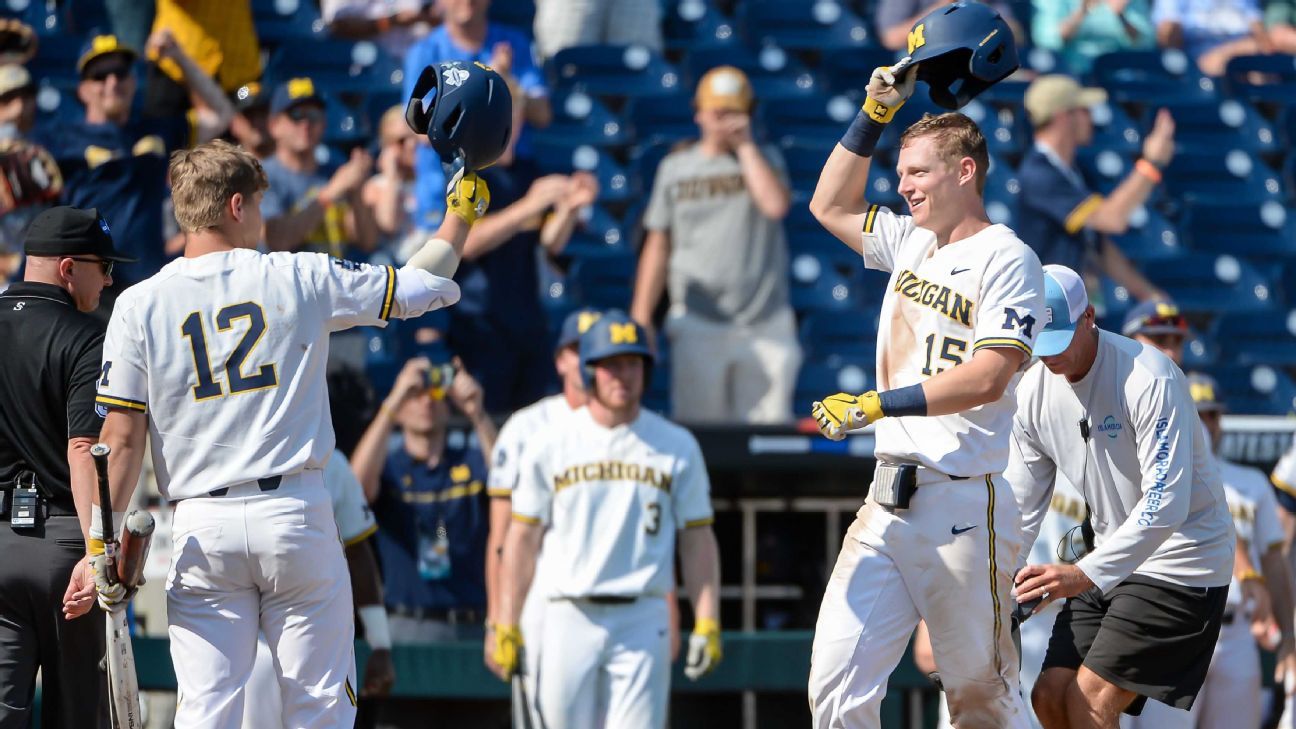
xmin=684 ymin=618 xmax=722 ymax=680
xmin=863 ymin=57 xmax=917 ymax=123
xmin=811 ymin=391 xmax=885 ymax=440
xmin=446 ymin=167 xmax=491 ymax=225
xmin=492 ymin=623 xmax=523 ymax=680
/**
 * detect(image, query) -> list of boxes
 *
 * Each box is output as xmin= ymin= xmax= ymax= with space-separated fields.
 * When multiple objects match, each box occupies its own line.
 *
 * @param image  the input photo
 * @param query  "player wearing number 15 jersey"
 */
xmin=805 ymin=61 xmax=1044 ymax=728
xmin=91 ymin=141 xmax=490 ymax=729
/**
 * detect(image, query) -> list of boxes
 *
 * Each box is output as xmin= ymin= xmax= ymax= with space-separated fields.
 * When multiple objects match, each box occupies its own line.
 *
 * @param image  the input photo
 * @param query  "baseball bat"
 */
xmin=89 ymin=444 xmax=117 ymax=586
xmin=510 ymin=672 xmax=534 ymax=729
xmin=115 ymin=511 xmax=155 ymax=589
xmin=89 ymin=443 xmax=143 ymax=729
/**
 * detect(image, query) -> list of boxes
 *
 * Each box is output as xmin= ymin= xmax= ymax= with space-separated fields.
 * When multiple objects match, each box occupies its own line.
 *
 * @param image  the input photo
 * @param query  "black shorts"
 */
xmin=1041 ymin=575 xmax=1227 ymax=715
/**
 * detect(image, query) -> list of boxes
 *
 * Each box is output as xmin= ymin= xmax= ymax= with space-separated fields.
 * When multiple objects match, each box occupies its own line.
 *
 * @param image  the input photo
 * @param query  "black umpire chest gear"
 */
xmin=0 ymin=282 xmax=107 ymax=516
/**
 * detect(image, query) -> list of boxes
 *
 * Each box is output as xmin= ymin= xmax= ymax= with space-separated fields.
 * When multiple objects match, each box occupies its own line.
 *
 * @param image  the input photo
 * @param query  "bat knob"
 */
xmin=90 ymin=443 xmax=111 ymax=458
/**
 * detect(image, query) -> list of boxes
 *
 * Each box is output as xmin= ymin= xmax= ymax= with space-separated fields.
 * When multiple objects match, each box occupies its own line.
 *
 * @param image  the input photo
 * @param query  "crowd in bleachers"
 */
xmin=3 ymin=0 xmax=1296 ymax=422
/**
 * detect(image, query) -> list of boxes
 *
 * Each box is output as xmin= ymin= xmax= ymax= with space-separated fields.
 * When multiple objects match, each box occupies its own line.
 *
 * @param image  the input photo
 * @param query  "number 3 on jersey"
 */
xmin=181 ymin=302 xmax=279 ymax=400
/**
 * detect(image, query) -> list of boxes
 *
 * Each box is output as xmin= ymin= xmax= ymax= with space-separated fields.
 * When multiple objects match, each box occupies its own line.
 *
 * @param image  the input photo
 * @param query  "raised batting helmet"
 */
xmin=904 ymin=1 xmax=1019 ymax=110
xmin=579 ymin=311 xmax=654 ymax=389
xmin=405 ymin=60 xmax=512 ymax=170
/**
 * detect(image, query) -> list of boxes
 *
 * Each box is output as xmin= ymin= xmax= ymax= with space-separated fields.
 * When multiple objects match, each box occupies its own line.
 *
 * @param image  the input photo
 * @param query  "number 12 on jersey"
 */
xmin=181 ymin=302 xmax=279 ymax=400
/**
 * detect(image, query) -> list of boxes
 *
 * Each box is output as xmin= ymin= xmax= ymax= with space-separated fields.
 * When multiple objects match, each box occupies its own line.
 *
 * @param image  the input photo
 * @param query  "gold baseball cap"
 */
xmin=694 ymin=66 xmax=752 ymax=113
xmin=1024 ymin=74 xmax=1107 ymax=128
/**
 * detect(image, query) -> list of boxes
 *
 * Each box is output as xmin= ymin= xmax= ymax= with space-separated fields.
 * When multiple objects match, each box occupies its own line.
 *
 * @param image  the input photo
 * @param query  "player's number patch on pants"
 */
xmin=180 ymin=302 xmax=280 ymax=400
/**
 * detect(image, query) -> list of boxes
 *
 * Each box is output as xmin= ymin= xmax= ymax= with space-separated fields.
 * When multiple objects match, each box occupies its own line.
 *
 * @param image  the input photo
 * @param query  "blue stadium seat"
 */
xmin=684 ymin=45 xmax=820 ymax=102
xmin=265 ymin=39 xmax=400 ymax=94
xmin=778 ymin=138 xmax=835 ymax=195
xmin=1286 ymin=153 xmax=1296 ymax=206
xmin=1181 ymin=331 xmax=1219 ymax=370
xmin=529 ymin=88 xmax=630 ymax=148
xmin=735 ymin=0 xmax=874 ymax=52
xmin=799 ymin=310 xmax=878 ymax=359
xmin=821 ymin=46 xmax=905 ymax=96
xmin=1280 ymin=103 xmax=1296 ymax=149
xmin=252 ymin=0 xmax=325 ymax=45
xmin=1181 ymin=200 xmax=1296 ymax=261
xmin=1209 ymin=310 xmax=1296 ymax=367
xmin=662 ymin=0 xmax=738 ymax=53
xmin=26 ymin=33 xmax=82 ymax=86
xmin=321 ymin=98 xmax=370 ymax=146
xmin=60 ymin=0 xmax=110 ymax=35
xmin=794 ymin=359 xmax=874 ymax=415
xmin=488 ymin=0 xmax=536 ymax=30
xmin=1163 ymin=150 xmax=1284 ymax=205
xmin=566 ymin=251 xmax=637 ymax=309
xmin=559 ymin=204 xmax=632 ymax=259
xmin=789 ymin=258 xmax=865 ymax=313
xmin=363 ymin=90 xmax=405 ymax=130
xmin=961 ymin=98 xmax=1027 ymax=160
xmin=1089 ymin=49 xmax=1217 ymax=106
xmin=625 ymin=94 xmax=696 ymax=146
xmin=1222 ymin=54 xmax=1296 ymax=105
xmin=1201 ymin=364 xmax=1296 ymax=415
xmin=1075 ymin=148 xmax=1132 ymax=196
xmin=1109 ymin=206 xmax=1187 ymax=263
xmin=1154 ymin=100 xmax=1278 ymax=156
xmin=983 ymin=166 xmax=1019 ymax=229
xmin=630 ymin=140 xmax=677 ymax=197
xmin=1143 ymin=252 xmax=1277 ymax=314
xmin=531 ymin=141 xmax=636 ymax=203
xmin=549 ymin=45 xmax=683 ymax=99
xmin=759 ymin=93 xmax=860 ymax=146
xmin=1088 ymin=101 xmax=1142 ymax=156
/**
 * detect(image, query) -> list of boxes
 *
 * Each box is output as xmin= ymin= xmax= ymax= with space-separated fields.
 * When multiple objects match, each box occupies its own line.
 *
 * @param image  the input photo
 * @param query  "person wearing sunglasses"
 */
xmin=261 ymin=77 xmax=378 ymax=258
xmin=1121 ymin=299 xmax=1189 ymax=365
xmin=33 ymin=33 xmax=233 ymax=292
xmin=0 ymin=206 xmax=133 ymax=729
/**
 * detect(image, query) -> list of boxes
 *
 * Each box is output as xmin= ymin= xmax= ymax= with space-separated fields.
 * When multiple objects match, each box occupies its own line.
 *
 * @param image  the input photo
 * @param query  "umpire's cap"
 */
xmin=24 ymin=206 xmax=137 ymax=262
xmin=904 ymin=1 xmax=1019 ymax=110
xmin=405 ymin=60 xmax=512 ymax=170
xmin=579 ymin=311 xmax=654 ymax=389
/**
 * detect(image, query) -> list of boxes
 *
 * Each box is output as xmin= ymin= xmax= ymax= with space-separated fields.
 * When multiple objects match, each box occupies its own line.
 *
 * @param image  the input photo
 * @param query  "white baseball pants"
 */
xmin=167 ymin=471 xmax=357 ymax=729
xmin=536 ymin=596 xmax=670 ymax=729
xmin=809 ymin=475 xmax=1033 ymax=729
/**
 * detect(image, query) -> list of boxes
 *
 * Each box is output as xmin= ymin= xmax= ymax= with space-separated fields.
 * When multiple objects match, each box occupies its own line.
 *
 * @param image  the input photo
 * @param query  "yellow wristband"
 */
xmin=695 ymin=617 xmax=720 ymax=635
xmin=88 ymin=537 xmax=105 ymax=556
xmin=862 ymin=97 xmax=901 ymax=124
xmin=1240 ymin=569 xmax=1265 ymax=583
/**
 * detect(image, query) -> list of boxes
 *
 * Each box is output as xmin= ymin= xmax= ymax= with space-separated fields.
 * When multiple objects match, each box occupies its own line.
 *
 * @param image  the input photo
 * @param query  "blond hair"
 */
xmin=169 ymin=140 xmax=269 ymax=232
xmin=899 ymin=113 xmax=989 ymax=195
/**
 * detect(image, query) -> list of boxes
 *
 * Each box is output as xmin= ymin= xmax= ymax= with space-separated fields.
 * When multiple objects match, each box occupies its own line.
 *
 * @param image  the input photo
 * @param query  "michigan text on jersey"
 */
xmin=553 ymin=461 xmax=674 ymax=494
xmin=893 ymin=269 xmax=973 ymax=326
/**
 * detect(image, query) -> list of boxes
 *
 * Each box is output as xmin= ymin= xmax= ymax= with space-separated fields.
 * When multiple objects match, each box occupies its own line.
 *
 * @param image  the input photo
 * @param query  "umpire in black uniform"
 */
xmin=0 ymin=207 xmax=133 ymax=728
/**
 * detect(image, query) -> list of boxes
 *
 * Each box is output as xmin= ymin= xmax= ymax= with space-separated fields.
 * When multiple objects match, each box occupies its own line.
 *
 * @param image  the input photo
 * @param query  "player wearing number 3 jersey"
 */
xmin=805 ymin=57 xmax=1044 ymax=729
xmin=91 ymin=140 xmax=489 ymax=729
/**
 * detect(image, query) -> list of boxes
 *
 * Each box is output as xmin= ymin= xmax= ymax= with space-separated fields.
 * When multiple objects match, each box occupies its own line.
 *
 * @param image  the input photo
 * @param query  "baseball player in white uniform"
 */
xmin=805 ymin=58 xmax=1045 ymax=729
xmin=243 ymin=449 xmax=396 ymax=727
xmin=90 ymin=140 xmax=489 ymax=729
xmin=1009 ymin=265 xmax=1235 ymax=728
xmin=495 ymin=312 xmax=722 ymax=728
xmin=483 ymin=307 xmax=600 ymax=721
xmin=1127 ymin=373 xmax=1295 ymax=729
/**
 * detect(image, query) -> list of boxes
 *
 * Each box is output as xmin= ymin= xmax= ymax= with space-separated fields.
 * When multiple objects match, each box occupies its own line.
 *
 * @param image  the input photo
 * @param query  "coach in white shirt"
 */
xmin=1007 ymin=264 xmax=1234 ymax=728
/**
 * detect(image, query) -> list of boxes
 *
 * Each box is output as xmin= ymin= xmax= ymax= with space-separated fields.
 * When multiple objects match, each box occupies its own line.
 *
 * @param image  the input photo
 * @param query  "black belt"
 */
xmin=555 ymin=595 xmax=638 ymax=605
xmin=389 ymin=605 xmax=481 ymax=624
xmin=206 ymin=475 xmax=282 ymax=497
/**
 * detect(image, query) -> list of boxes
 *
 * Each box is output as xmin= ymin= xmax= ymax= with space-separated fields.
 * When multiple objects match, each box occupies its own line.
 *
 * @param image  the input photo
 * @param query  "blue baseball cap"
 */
xmin=270 ymin=77 xmax=325 ymax=115
xmin=1121 ymin=300 xmax=1187 ymax=338
xmin=1034 ymin=264 xmax=1088 ymax=357
xmin=77 ymin=34 xmax=136 ymax=76
xmin=557 ymin=308 xmax=603 ymax=350
xmin=1187 ymin=372 xmax=1225 ymax=412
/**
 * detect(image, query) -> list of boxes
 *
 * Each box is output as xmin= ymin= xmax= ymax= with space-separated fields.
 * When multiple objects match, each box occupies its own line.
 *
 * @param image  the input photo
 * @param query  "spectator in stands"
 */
xmin=1121 ymin=299 xmax=1189 ymax=363
xmin=532 ymin=0 xmax=663 ymax=61
xmin=349 ymin=353 xmax=497 ymax=725
xmin=321 ymin=0 xmax=441 ymax=61
xmin=403 ymin=0 xmax=552 ymax=231
xmin=39 ymin=33 xmax=233 ymax=290
xmin=1018 ymin=75 xmax=1170 ymax=303
xmin=630 ymin=66 xmax=800 ymax=424
xmin=1154 ymin=0 xmax=1296 ymax=76
xmin=1268 ymin=0 xmax=1296 ymax=51
xmin=1032 ymin=0 xmax=1157 ymax=75
xmin=362 ymin=106 xmax=422 ymax=256
xmin=260 ymin=77 xmax=379 ymax=257
xmin=0 ymin=63 xmax=40 ymax=276
xmin=227 ymin=81 xmax=273 ymax=160
xmin=876 ymin=0 xmax=1022 ymax=52
xmin=143 ymin=0 xmax=261 ymax=118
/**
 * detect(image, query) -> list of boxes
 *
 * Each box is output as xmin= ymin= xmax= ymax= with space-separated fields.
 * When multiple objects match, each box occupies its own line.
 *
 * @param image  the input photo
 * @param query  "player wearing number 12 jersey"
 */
xmin=92 ymin=141 xmax=489 ymax=729
xmin=805 ymin=60 xmax=1044 ymax=729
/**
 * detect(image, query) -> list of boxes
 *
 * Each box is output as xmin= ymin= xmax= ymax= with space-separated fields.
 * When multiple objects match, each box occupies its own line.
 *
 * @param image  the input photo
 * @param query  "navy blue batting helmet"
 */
xmin=904 ymin=2 xmax=1019 ymax=110
xmin=405 ymin=60 xmax=513 ymax=170
xmin=579 ymin=311 xmax=654 ymax=389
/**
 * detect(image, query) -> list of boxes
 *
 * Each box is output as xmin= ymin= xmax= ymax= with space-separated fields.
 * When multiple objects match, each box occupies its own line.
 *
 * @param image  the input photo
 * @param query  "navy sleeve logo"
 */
xmin=1002 ymin=308 xmax=1036 ymax=338
xmin=330 ymin=257 xmax=363 ymax=272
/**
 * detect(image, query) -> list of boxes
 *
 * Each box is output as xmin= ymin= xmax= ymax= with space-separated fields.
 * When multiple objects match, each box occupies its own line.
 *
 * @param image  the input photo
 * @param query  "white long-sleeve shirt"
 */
xmin=1006 ymin=330 xmax=1234 ymax=593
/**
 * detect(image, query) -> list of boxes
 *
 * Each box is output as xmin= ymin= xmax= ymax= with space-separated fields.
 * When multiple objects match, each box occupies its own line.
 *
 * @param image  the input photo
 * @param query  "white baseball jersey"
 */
xmin=96 ymin=249 xmax=459 ymax=500
xmin=1008 ymin=331 xmax=1235 ymax=593
xmin=1270 ymin=433 xmax=1296 ymax=504
xmin=512 ymin=407 xmax=713 ymax=598
xmin=861 ymin=207 xmax=1044 ymax=477
xmin=1219 ymin=458 xmax=1284 ymax=610
xmin=488 ymin=394 xmax=574 ymax=498
xmin=324 ymin=449 xmax=377 ymax=546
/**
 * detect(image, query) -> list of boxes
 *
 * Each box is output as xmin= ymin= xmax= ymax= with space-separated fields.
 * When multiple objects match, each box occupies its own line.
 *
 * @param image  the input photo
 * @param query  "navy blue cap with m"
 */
xmin=557 ymin=308 xmax=602 ymax=351
xmin=270 ymin=77 xmax=325 ymax=116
